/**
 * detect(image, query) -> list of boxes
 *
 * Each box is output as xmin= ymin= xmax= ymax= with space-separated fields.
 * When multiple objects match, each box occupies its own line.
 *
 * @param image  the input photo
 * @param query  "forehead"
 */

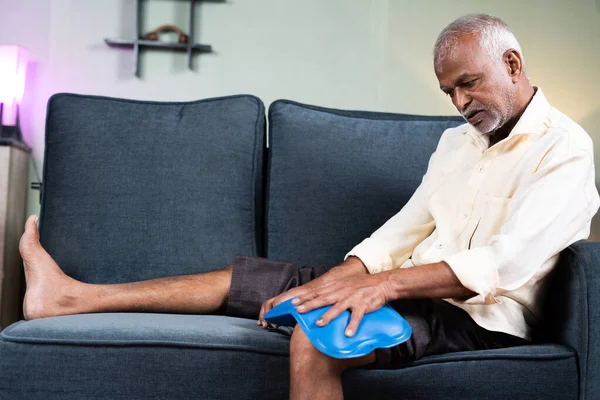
xmin=435 ymin=34 xmax=491 ymax=85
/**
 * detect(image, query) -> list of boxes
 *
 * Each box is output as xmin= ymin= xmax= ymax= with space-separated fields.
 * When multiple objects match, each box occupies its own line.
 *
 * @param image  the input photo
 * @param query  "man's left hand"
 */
xmin=291 ymin=273 xmax=391 ymax=337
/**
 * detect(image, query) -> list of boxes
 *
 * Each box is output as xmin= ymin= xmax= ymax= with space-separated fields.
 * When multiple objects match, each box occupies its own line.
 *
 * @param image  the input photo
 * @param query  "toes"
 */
xmin=20 ymin=215 xmax=40 ymax=254
xmin=26 ymin=214 xmax=39 ymax=231
xmin=25 ymin=215 xmax=40 ymax=238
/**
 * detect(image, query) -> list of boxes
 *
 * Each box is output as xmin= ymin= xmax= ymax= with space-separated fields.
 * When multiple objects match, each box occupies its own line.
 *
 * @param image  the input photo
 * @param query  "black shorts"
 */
xmin=224 ymin=255 xmax=528 ymax=367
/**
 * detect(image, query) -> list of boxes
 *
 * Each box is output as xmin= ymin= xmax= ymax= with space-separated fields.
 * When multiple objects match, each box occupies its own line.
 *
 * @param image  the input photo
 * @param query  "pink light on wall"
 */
xmin=0 ymin=45 xmax=29 ymax=126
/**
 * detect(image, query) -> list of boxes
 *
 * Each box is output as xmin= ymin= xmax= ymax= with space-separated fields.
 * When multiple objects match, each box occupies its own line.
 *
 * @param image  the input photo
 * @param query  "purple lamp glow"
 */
xmin=0 ymin=45 xmax=29 ymax=127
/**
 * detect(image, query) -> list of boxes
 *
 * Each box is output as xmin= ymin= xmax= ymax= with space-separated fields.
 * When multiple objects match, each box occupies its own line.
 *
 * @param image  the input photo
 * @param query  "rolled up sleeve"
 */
xmin=444 ymin=146 xmax=599 ymax=305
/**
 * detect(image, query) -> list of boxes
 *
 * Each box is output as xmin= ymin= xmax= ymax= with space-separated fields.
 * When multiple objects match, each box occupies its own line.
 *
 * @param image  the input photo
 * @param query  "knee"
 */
xmin=289 ymin=327 xmax=377 ymax=375
xmin=290 ymin=327 xmax=315 ymax=355
xmin=290 ymin=327 xmax=331 ymax=372
xmin=221 ymin=264 xmax=234 ymax=281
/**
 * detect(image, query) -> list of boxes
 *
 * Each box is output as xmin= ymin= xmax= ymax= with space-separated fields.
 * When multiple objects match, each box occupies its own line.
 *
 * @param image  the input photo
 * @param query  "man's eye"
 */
xmin=464 ymin=80 xmax=476 ymax=88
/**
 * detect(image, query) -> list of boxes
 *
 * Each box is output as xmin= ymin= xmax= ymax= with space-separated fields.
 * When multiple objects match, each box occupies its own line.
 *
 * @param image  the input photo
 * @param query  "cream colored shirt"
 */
xmin=346 ymin=88 xmax=599 ymax=340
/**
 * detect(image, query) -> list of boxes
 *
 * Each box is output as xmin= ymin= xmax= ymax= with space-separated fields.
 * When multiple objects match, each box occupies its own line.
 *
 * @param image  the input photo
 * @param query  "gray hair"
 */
xmin=434 ymin=14 xmax=525 ymax=73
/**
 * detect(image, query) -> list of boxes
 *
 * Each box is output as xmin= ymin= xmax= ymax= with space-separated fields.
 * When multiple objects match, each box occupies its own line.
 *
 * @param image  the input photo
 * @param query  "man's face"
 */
xmin=435 ymin=34 xmax=517 ymax=135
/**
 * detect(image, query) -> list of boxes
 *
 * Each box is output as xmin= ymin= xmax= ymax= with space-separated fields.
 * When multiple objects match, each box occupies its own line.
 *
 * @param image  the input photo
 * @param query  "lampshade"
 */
xmin=0 ymin=45 xmax=29 ymax=126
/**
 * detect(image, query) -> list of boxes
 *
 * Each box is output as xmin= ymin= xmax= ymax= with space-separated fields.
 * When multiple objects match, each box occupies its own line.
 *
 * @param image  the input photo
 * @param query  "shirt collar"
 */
xmin=464 ymin=87 xmax=551 ymax=150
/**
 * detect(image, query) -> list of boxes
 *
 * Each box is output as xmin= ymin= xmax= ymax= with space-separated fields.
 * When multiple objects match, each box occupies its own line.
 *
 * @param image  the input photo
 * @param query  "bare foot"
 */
xmin=19 ymin=215 xmax=86 ymax=320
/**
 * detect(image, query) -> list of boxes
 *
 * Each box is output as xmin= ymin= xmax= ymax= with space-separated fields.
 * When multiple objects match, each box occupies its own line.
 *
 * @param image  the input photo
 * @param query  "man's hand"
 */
xmin=257 ymin=260 xmax=475 ymax=332
xmin=257 ymin=257 xmax=369 ymax=329
xmin=291 ymin=273 xmax=391 ymax=337
xmin=257 ymin=285 xmax=311 ymax=328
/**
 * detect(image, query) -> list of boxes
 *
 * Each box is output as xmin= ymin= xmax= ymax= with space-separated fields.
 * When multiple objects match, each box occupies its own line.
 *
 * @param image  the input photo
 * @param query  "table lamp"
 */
xmin=0 ymin=45 xmax=29 ymax=143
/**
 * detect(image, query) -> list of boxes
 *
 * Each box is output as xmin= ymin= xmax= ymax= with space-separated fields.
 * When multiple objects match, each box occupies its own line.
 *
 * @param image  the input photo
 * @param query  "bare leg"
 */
xmin=19 ymin=215 xmax=233 ymax=320
xmin=289 ymin=326 xmax=376 ymax=400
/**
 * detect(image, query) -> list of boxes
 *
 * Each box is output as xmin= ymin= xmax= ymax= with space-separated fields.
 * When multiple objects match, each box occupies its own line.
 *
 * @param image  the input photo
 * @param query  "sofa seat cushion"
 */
xmin=1 ymin=313 xmax=291 ymax=354
xmin=343 ymin=343 xmax=578 ymax=400
xmin=0 ymin=314 xmax=578 ymax=399
xmin=0 ymin=314 xmax=292 ymax=400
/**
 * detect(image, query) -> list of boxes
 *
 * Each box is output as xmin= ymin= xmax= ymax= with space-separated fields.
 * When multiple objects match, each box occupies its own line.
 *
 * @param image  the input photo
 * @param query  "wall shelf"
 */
xmin=105 ymin=39 xmax=212 ymax=52
xmin=104 ymin=0 xmax=217 ymax=77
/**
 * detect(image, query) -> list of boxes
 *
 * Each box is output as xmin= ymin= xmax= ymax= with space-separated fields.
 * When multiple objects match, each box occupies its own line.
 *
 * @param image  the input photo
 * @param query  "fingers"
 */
xmin=257 ymin=297 xmax=275 ymax=328
xmin=315 ymin=298 xmax=365 ymax=337
xmin=291 ymin=289 xmax=319 ymax=306
xmin=257 ymin=283 xmax=351 ymax=329
xmin=296 ymin=295 xmax=335 ymax=314
xmin=315 ymin=297 xmax=351 ymax=328
xmin=343 ymin=307 xmax=365 ymax=337
xmin=272 ymin=289 xmax=297 ymax=307
xmin=295 ymin=286 xmax=344 ymax=314
xmin=314 ymin=290 xmax=384 ymax=336
xmin=292 ymin=280 xmax=338 ymax=307
xmin=257 ymin=290 xmax=299 ymax=329
xmin=293 ymin=283 xmax=341 ymax=311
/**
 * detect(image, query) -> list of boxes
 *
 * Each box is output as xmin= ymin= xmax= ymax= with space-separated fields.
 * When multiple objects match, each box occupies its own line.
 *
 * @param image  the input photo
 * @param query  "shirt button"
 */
xmin=436 ymin=243 xmax=444 ymax=250
xmin=462 ymin=212 xmax=469 ymax=219
xmin=478 ymin=166 xmax=484 ymax=173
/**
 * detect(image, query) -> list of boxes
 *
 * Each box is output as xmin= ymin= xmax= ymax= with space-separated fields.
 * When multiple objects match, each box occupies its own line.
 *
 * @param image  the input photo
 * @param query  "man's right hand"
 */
xmin=257 ymin=286 xmax=312 ymax=328
xmin=256 ymin=256 xmax=369 ymax=328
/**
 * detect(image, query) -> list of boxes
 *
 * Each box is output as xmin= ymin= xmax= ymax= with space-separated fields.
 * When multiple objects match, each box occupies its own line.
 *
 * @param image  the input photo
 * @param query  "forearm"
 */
xmin=379 ymin=261 xmax=475 ymax=301
xmin=290 ymin=260 xmax=475 ymax=333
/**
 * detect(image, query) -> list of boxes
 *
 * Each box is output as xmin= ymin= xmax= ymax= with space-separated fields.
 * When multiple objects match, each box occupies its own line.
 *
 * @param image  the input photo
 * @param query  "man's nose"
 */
xmin=453 ymin=88 xmax=472 ymax=113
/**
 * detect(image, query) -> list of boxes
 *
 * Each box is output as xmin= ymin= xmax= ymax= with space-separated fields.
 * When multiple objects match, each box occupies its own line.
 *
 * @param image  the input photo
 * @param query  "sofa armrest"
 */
xmin=541 ymin=240 xmax=600 ymax=399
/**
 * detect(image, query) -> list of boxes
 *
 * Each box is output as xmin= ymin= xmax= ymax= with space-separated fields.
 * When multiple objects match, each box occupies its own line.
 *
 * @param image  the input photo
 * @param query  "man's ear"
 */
xmin=504 ymin=49 xmax=524 ymax=83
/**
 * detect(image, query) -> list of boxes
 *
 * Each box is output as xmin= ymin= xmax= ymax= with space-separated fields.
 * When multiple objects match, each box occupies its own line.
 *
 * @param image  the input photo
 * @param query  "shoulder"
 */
xmin=544 ymin=107 xmax=594 ymax=156
xmin=436 ymin=122 xmax=471 ymax=153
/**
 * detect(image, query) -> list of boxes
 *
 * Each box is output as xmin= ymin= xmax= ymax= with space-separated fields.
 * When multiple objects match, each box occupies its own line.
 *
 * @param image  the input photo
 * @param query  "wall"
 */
xmin=2 ymin=0 xmax=600 ymax=237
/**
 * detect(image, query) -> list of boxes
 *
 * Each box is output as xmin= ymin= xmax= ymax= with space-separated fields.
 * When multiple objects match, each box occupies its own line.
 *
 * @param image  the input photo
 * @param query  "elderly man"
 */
xmin=18 ymin=13 xmax=598 ymax=400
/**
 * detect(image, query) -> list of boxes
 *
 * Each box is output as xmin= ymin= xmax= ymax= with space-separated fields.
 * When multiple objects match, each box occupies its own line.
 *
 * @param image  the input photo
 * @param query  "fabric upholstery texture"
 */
xmin=0 ymin=316 xmax=291 ymax=400
xmin=1 ymin=313 xmax=291 ymax=354
xmin=538 ymin=240 xmax=600 ymax=399
xmin=342 ymin=348 xmax=577 ymax=400
xmin=0 ymin=314 xmax=577 ymax=400
xmin=266 ymin=100 xmax=464 ymax=266
xmin=39 ymin=94 xmax=266 ymax=284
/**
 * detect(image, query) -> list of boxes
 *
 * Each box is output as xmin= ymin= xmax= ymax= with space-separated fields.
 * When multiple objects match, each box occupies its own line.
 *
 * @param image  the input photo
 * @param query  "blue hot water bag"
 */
xmin=264 ymin=299 xmax=412 ymax=359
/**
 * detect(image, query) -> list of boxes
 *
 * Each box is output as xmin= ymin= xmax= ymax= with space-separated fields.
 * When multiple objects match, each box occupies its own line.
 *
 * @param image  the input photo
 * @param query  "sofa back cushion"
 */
xmin=266 ymin=100 xmax=463 ymax=266
xmin=40 ymin=94 xmax=265 ymax=283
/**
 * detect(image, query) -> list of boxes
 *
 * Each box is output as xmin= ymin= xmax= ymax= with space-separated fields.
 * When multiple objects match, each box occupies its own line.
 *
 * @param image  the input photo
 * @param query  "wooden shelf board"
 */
xmin=104 ymin=38 xmax=212 ymax=52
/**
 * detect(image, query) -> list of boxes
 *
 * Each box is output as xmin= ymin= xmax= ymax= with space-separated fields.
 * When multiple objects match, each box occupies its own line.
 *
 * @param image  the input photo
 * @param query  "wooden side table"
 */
xmin=0 ymin=140 xmax=30 ymax=328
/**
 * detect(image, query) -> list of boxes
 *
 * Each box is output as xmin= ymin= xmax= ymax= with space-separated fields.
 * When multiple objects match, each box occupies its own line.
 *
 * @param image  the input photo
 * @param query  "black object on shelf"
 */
xmin=104 ymin=0 xmax=218 ymax=77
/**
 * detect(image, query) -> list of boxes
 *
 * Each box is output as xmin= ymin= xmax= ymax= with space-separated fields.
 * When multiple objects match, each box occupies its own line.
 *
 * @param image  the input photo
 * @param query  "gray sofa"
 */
xmin=0 ymin=94 xmax=598 ymax=399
